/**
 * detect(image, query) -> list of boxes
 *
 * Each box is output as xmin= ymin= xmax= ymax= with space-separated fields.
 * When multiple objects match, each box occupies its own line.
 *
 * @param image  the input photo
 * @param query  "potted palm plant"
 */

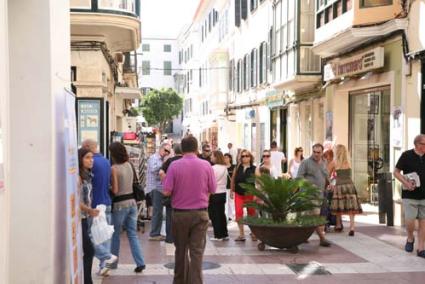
xmin=241 ymin=174 xmax=326 ymax=252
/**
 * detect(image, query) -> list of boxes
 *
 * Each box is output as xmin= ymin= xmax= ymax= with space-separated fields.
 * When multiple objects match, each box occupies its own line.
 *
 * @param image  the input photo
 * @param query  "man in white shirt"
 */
xmin=227 ymin=143 xmax=238 ymax=165
xmin=270 ymin=141 xmax=286 ymax=178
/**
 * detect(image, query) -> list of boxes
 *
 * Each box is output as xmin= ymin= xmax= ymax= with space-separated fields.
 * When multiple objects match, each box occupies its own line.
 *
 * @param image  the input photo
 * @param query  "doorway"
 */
xmin=349 ymin=86 xmax=390 ymax=202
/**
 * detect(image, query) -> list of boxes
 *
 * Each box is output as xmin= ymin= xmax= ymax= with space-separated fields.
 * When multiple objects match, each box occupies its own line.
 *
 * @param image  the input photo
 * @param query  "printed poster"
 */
xmin=65 ymin=90 xmax=83 ymax=284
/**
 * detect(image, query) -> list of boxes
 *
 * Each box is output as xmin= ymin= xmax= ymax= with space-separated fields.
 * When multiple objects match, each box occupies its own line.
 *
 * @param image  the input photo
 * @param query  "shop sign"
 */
xmin=265 ymin=90 xmax=286 ymax=108
xmin=324 ymin=47 xmax=384 ymax=81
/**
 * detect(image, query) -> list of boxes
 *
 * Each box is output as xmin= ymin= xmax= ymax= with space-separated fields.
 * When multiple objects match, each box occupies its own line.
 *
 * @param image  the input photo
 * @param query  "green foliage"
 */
xmin=240 ymin=175 xmax=325 ymax=224
xmin=126 ymin=107 xmax=139 ymax=117
xmin=244 ymin=215 xmax=326 ymax=227
xmin=140 ymin=88 xmax=183 ymax=131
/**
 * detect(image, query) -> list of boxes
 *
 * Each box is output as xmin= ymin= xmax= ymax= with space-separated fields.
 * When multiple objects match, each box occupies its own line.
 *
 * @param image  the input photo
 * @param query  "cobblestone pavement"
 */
xmin=93 ymin=210 xmax=425 ymax=284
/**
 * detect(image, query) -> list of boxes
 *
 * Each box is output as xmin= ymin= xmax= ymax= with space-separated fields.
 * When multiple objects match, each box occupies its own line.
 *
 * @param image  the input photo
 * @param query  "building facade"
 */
xmin=312 ymin=0 xmax=409 ymax=224
xmin=70 ymin=0 xmax=141 ymax=152
xmin=137 ymin=37 xmax=182 ymax=136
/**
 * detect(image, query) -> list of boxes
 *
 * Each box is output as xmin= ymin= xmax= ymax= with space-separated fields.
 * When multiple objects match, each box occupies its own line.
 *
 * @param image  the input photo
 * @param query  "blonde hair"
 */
xmin=334 ymin=144 xmax=350 ymax=169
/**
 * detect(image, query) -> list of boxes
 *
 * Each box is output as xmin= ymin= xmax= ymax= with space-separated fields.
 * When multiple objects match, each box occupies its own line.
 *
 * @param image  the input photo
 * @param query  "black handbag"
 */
xmin=131 ymin=163 xmax=145 ymax=202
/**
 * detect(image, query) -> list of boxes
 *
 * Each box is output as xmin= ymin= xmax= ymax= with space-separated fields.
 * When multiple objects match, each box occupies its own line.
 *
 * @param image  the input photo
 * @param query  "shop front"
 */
xmin=324 ymin=39 xmax=404 ymax=223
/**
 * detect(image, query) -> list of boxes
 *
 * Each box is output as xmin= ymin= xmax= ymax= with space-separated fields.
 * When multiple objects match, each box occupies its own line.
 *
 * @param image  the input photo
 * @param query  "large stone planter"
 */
xmin=246 ymin=223 xmax=318 ymax=253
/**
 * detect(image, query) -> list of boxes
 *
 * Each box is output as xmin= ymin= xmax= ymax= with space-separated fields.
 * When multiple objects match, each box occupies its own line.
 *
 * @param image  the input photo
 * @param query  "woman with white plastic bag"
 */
xmin=78 ymin=148 xmax=98 ymax=284
xmin=109 ymin=142 xmax=146 ymax=273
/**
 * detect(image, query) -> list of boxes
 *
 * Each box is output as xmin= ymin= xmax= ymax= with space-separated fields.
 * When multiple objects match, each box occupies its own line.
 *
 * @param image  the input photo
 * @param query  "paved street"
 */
xmin=94 ymin=210 xmax=425 ymax=284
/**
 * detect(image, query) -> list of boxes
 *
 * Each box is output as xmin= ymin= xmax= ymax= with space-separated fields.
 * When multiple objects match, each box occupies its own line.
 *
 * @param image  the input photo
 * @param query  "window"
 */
xmin=142 ymin=61 xmax=150 ymax=75
xmin=361 ymin=0 xmax=392 ymax=8
xmin=164 ymin=44 xmax=171 ymax=52
xmin=250 ymin=49 xmax=257 ymax=87
xmin=241 ymin=0 xmax=248 ymax=20
xmin=229 ymin=59 xmax=234 ymax=91
xmin=250 ymin=0 xmax=258 ymax=12
xmin=235 ymin=0 xmax=241 ymax=27
xmin=237 ymin=59 xmax=242 ymax=93
xmin=259 ymin=42 xmax=267 ymax=84
xmin=142 ymin=44 xmax=150 ymax=52
xmin=163 ymin=61 xmax=172 ymax=76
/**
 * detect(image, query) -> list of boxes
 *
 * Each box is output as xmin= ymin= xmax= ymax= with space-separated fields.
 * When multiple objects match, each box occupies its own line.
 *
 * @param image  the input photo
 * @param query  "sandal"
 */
xmin=235 ymin=236 xmax=246 ymax=242
xmin=335 ymin=227 xmax=343 ymax=232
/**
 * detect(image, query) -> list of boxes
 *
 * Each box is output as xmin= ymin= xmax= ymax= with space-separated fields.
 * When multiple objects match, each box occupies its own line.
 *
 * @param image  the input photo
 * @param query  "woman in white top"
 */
xmin=287 ymin=147 xmax=304 ymax=179
xmin=208 ymin=150 xmax=229 ymax=241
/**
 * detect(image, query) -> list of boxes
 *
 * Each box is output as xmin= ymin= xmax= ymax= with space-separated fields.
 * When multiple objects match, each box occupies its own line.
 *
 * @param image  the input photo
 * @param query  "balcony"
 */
xmin=313 ymin=0 xmax=405 ymax=57
xmin=70 ymin=0 xmax=141 ymax=52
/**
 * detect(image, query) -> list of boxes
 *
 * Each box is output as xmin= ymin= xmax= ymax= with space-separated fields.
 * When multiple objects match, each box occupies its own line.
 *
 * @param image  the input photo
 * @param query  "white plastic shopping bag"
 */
xmin=90 ymin=205 xmax=114 ymax=245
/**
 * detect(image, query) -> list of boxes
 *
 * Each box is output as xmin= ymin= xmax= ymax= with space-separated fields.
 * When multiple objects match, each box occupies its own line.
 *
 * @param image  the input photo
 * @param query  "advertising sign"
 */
xmin=65 ymin=90 xmax=83 ymax=284
xmin=324 ymin=47 xmax=384 ymax=81
xmin=76 ymin=98 xmax=103 ymax=151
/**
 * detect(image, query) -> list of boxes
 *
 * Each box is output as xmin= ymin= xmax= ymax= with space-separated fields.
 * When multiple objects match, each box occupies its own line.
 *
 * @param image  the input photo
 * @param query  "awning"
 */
xmin=115 ymin=86 xmax=141 ymax=100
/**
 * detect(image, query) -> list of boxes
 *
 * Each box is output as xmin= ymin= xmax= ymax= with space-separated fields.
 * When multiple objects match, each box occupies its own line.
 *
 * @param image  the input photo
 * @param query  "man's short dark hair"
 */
xmin=181 ymin=135 xmax=198 ymax=153
xmin=271 ymin=141 xmax=277 ymax=148
xmin=173 ymin=143 xmax=183 ymax=155
xmin=312 ymin=143 xmax=324 ymax=151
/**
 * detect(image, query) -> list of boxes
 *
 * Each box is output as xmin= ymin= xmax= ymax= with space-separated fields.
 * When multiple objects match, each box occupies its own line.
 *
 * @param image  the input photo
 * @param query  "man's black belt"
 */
xmin=173 ymin=208 xmax=207 ymax=212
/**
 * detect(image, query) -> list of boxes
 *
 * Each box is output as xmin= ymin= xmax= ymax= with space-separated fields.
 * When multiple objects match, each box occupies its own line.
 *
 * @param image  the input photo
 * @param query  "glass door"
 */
xmin=350 ymin=87 xmax=390 ymax=202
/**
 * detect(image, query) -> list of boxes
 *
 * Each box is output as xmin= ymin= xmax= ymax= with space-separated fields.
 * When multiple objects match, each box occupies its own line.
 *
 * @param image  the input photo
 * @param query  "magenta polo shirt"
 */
xmin=163 ymin=153 xmax=216 ymax=209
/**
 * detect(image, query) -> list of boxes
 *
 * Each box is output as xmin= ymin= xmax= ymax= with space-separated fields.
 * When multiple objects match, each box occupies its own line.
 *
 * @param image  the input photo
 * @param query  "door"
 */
xmin=350 ymin=87 xmax=390 ymax=202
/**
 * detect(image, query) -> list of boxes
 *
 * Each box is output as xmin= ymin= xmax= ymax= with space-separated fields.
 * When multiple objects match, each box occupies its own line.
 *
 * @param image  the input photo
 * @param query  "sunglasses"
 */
xmin=203 ymin=149 xmax=211 ymax=152
xmin=164 ymin=149 xmax=170 ymax=154
xmin=313 ymin=151 xmax=322 ymax=154
xmin=241 ymin=155 xmax=250 ymax=158
xmin=262 ymin=155 xmax=270 ymax=158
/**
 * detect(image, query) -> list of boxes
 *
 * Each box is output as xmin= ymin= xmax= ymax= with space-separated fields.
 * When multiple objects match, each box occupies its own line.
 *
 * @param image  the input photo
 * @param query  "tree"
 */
xmin=140 ymin=88 xmax=183 ymax=132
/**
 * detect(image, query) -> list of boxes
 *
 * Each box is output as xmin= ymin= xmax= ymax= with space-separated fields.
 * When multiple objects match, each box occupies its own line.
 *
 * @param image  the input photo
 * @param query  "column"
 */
xmin=7 ymin=0 xmax=70 ymax=283
xmin=0 ymin=0 xmax=10 ymax=283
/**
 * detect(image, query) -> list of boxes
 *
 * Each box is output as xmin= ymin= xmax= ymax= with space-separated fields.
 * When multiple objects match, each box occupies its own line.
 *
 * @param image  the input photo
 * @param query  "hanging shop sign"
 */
xmin=324 ymin=47 xmax=384 ymax=81
xmin=265 ymin=90 xmax=286 ymax=108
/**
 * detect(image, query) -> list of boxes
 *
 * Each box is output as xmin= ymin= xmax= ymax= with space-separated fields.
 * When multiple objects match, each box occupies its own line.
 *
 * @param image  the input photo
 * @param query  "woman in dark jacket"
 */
xmin=231 ymin=149 xmax=256 ymax=241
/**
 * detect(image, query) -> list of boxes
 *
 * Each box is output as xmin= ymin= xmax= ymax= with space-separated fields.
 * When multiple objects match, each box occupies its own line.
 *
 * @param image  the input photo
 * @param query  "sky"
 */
xmin=140 ymin=0 xmax=201 ymax=39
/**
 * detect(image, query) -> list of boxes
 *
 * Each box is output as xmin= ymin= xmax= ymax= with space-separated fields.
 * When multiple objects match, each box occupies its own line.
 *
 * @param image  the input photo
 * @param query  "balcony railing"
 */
xmin=71 ymin=0 xmax=140 ymax=17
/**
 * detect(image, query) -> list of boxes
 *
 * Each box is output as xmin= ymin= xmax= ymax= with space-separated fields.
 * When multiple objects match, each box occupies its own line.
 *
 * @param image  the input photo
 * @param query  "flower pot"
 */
xmin=246 ymin=223 xmax=318 ymax=252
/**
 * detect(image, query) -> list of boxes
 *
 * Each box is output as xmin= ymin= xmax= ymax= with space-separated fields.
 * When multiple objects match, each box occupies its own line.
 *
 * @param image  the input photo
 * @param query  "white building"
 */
xmin=137 ymin=38 xmax=182 ymax=136
xmin=177 ymin=0 xmax=273 ymax=160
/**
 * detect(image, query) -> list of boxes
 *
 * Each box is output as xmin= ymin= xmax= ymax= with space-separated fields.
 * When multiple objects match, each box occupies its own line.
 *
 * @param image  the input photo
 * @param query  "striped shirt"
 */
xmin=146 ymin=153 xmax=163 ymax=193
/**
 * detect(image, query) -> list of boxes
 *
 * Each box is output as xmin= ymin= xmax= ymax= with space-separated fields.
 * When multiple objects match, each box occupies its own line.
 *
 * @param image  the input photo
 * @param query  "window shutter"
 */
xmin=235 ymin=0 xmax=241 ymax=27
xmin=241 ymin=0 xmax=248 ymax=20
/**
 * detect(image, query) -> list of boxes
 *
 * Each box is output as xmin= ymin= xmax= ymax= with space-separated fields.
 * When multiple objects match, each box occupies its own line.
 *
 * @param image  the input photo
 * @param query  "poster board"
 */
xmin=65 ymin=90 xmax=83 ymax=284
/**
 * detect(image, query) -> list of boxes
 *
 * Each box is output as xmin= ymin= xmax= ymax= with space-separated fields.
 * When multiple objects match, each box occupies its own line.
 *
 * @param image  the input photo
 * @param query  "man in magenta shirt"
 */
xmin=164 ymin=135 xmax=216 ymax=284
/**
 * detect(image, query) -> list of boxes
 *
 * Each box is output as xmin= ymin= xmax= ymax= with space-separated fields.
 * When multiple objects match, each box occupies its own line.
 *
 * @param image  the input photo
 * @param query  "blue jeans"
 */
xmin=92 ymin=205 xmax=113 ymax=267
xmin=150 ymin=190 xmax=172 ymax=240
xmin=111 ymin=206 xmax=145 ymax=267
xmin=150 ymin=190 xmax=164 ymax=237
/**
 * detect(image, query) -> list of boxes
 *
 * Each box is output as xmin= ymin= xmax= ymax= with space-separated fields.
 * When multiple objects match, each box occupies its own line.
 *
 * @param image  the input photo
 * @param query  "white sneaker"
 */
xmin=97 ymin=266 xmax=110 ymax=277
xmin=222 ymin=236 xmax=229 ymax=241
xmin=210 ymin=237 xmax=222 ymax=241
xmin=105 ymin=254 xmax=118 ymax=268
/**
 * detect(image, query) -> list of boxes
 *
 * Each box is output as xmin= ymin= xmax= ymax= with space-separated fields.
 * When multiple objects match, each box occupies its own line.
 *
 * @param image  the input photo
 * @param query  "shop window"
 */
xmin=360 ymin=0 xmax=392 ymax=8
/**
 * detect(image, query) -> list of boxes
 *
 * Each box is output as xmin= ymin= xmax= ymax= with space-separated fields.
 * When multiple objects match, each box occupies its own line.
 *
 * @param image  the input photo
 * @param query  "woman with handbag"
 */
xmin=78 ymin=148 xmax=98 ymax=284
xmin=109 ymin=142 xmax=146 ymax=273
xmin=209 ymin=150 xmax=230 ymax=241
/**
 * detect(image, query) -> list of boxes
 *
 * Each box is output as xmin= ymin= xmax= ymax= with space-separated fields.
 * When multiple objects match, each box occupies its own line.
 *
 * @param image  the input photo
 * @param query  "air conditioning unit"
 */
xmin=115 ymin=53 xmax=124 ymax=64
